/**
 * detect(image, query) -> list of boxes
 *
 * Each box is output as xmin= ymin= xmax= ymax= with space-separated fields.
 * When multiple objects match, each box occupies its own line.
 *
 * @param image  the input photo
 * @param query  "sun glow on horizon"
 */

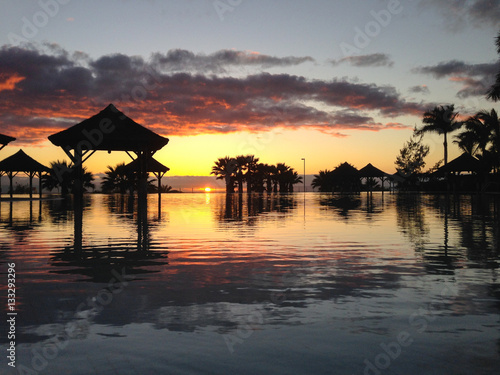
xmin=204 ymin=187 xmax=212 ymax=192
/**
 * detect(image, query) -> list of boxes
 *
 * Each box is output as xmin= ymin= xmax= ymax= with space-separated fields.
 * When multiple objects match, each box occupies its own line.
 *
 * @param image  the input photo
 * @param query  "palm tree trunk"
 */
xmin=443 ymin=132 xmax=448 ymax=166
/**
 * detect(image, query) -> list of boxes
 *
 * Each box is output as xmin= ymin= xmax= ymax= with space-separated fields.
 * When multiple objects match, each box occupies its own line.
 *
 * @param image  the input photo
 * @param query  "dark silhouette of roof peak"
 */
xmin=48 ymin=104 xmax=169 ymax=152
xmin=0 ymin=149 xmax=50 ymax=172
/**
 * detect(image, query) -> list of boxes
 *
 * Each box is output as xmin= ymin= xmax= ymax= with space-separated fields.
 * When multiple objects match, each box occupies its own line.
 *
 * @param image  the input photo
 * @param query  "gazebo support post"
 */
xmin=29 ymin=172 xmax=34 ymax=199
xmin=156 ymin=173 xmax=161 ymax=210
xmin=73 ymin=149 xmax=83 ymax=252
xmin=39 ymin=171 xmax=42 ymax=199
xmin=7 ymin=171 xmax=16 ymax=199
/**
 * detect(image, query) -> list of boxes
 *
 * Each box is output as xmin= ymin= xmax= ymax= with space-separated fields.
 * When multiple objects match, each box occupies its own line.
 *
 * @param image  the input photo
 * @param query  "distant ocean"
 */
xmin=1 ymin=174 xmax=317 ymax=192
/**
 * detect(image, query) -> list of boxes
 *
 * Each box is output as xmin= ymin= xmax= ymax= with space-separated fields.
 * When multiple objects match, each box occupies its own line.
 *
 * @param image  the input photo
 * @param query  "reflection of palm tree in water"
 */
xmin=319 ymin=195 xmax=361 ymax=219
xmin=395 ymin=194 xmax=429 ymax=251
xmin=219 ymin=193 xmax=297 ymax=223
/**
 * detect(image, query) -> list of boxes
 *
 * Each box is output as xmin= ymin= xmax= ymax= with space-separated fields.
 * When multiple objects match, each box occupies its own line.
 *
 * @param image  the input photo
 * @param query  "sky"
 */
xmin=0 ymin=0 xmax=499 ymax=190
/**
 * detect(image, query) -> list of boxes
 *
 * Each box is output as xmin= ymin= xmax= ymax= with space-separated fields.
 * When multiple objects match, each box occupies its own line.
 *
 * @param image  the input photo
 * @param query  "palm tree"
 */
xmin=284 ymin=169 xmax=302 ymax=192
xmin=269 ymin=164 xmax=279 ymax=193
xmin=82 ymin=168 xmax=95 ymax=192
xmin=211 ymin=156 xmax=237 ymax=193
xmin=312 ymin=170 xmax=334 ymax=192
xmin=159 ymin=184 xmax=173 ymax=193
xmin=251 ymin=163 xmax=268 ymax=193
xmin=487 ymin=30 xmax=500 ymax=101
xmin=42 ymin=160 xmax=72 ymax=194
xmin=477 ymin=109 xmax=500 ymax=173
xmin=42 ymin=160 xmax=94 ymax=194
xmin=244 ymin=155 xmax=259 ymax=193
xmin=101 ymin=163 xmax=134 ymax=194
xmin=454 ymin=115 xmax=490 ymax=157
xmin=275 ymin=163 xmax=291 ymax=193
xmin=416 ymin=105 xmax=462 ymax=166
xmin=234 ymin=155 xmax=249 ymax=194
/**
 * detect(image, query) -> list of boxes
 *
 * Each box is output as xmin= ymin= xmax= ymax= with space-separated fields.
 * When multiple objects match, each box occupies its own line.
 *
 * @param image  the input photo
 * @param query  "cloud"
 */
xmin=409 ymin=85 xmax=430 ymax=95
xmin=330 ymin=53 xmax=394 ymax=68
xmin=150 ymin=49 xmax=315 ymax=73
xmin=413 ymin=59 xmax=500 ymax=98
xmin=418 ymin=0 xmax=500 ymax=30
xmin=0 ymin=45 xmax=424 ymax=145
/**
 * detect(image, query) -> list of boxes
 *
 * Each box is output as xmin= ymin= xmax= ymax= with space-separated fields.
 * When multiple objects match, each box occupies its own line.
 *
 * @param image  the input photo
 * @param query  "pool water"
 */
xmin=1 ymin=192 xmax=499 ymax=374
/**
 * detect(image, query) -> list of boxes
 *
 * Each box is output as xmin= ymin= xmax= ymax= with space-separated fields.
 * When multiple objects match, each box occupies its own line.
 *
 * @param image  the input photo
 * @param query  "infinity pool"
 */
xmin=1 ymin=192 xmax=499 ymax=374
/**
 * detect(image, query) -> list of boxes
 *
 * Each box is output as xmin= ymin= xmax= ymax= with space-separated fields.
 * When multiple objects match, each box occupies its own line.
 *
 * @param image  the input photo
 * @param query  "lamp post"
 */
xmin=301 ymin=158 xmax=305 ymax=193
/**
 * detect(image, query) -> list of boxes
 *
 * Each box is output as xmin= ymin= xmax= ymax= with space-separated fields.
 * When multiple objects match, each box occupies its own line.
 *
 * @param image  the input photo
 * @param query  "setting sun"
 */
xmin=204 ymin=187 xmax=212 ymax=192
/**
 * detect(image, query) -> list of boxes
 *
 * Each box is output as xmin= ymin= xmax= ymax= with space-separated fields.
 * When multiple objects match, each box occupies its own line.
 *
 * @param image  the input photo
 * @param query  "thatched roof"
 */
xmin=0 ymin=133 xmax=15 ymax=146
xmin=0 ymin=149 xmax=50 ymax=173
xmin=124 ymin=157 xmax=170 ymax=174
xmin=48 ymin=104 xmax=169 ymax=152
xmin=359 ymin=163 xmax=388 ymax=178
xmin=434 ymin=153 xmax=484 ymax=175
xmin=332 ymin=162 xmax=360 ymax=178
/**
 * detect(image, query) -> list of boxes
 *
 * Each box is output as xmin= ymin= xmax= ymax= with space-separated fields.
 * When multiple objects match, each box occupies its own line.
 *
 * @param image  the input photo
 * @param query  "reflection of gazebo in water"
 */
xmin=48 ymin=104 xmax=169 ymax=253
xmin=358 ymin=163 xmax=389 ymax=191
xmin=0 ymin=149 xmax=50 ymax=199
xmin=0 ymin=200 xmax=43 ymax=243
xmin=0 ymin=133 xmax=15 ymax=152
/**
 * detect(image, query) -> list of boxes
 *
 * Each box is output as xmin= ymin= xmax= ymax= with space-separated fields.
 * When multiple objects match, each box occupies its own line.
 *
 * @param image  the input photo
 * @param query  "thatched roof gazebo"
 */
xmin=48 ymin=103 xmax=169 ymax=201
xmin=359 ymin=163 xmax=389 ymax=191
xmin=124 ymin=157 xmax=170 ymax=204
xmin=433 ymin=153 xmax=484 ymax=176
xmin=48 ymin=104 xmax=169 ymax=252
xmin=0 ymin=149 xmax=50 ymax=199
xmin=331 ymin=162 xmax=361 ymax=193
xmin=0 ymin=133 xmax=15 ymax=152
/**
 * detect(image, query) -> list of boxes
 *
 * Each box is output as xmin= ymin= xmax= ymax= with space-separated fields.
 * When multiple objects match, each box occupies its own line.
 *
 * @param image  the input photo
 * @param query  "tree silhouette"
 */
xmin=455 ymin=109 xmax=500 ymax=173
xmin=416 ymin=105 xmax=462 ymax=166
xmin=454 ymin=112 xmax=492 ymax=157
xmin=243 ymin=154 xmax=260 ymax=193
xmin=101 ymin=163 xmax=134 ymax=194
xmin=42 ymin=160 xmax=95 ymax=194
xmin=487 ymin=30 xmax=500 ymax=101
xmin=395 ymin=131 xmax=429 ymax=188
xmin=211 ymin=157 xmax=301 ymax=194
xmin=312 ymin=170 xmax=334 ymax=192
xmin=211 ymin=156 xmax=237 ymax=193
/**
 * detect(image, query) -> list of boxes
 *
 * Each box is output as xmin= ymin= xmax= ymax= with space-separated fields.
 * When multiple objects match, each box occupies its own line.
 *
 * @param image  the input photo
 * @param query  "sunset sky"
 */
xmin=0 ymin=0 xmax=499 ymax=187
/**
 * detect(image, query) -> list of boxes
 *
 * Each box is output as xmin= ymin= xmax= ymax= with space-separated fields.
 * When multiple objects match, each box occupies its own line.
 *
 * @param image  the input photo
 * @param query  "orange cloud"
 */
xmin=0 ymin=74 xmax=24 ymax=92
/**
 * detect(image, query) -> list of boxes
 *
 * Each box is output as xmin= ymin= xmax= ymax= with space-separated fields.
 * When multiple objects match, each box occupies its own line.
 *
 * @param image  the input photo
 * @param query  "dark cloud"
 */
xmin=413 ymin=60 xmax=499 ymax=98
xmin=409 ymin=85 xmax=430 ymax=95
xmin=0 ymin=45 xmax=423 ymax=145
xmin=150 ymin=49 xmax=315 ymax=73
xmin=330 ymin=53 xmax=394 ymax=68
xmin=418 ymin=0 xmax=500 ymax=30
xmin=413 ymin=60 xmax=498 ymax=79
